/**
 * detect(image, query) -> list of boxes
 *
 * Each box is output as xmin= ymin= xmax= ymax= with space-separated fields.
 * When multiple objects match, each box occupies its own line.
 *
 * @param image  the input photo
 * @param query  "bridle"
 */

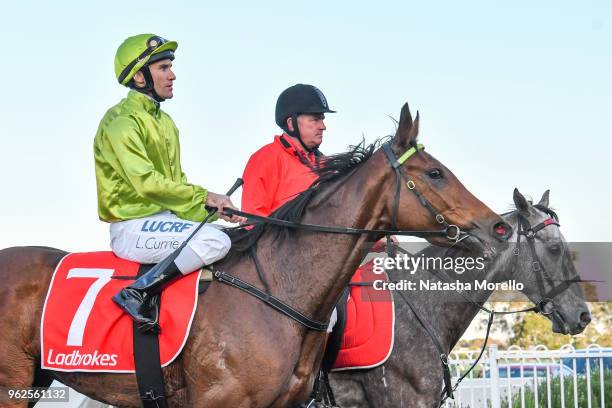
xmin=216 ymin=140 xmax=469 ymax=331
xmin=382 ymin=204 xmax=582 ymax=406
xmin=381 ymin=142 xmax=462 ymax=242
xmin=511 ymin=205 xmax=581 ymax=317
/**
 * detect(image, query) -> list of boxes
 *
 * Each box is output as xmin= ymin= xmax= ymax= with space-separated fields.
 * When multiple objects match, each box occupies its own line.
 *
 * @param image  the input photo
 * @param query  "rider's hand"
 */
xmin=205 ymin=192 xmax=246 ymax=224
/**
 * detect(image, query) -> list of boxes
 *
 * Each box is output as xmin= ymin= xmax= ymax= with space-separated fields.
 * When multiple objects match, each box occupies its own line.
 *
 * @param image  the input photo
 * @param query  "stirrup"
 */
xmin=138 ymin=295 xmax=161 ymax=333
xmin=113 ymin=289 xmax=161 ymax=333
xmin=137 ymin=320 xmax=161 ymax=334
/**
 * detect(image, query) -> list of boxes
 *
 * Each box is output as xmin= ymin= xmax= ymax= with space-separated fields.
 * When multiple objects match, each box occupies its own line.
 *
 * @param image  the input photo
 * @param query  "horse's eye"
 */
xmin=427 ymin=168 xmax=442 ymax=179
xmin=549 ymin=243 xmax=561 ymax=253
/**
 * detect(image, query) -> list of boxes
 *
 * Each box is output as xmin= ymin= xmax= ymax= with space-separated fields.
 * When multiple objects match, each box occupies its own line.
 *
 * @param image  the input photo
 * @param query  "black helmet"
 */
xmin=275 ymin=84 xmax=336 ymax=130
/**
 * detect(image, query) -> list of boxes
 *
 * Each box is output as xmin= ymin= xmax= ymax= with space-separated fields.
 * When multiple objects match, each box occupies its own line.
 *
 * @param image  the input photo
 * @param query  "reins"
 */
xmin=213 ymin=141 xmax=464 ymax=332
xmin=223 ymin=143 xmax=462 ymax=240
xmin=223 ymin=209 xmax=460 ymax=239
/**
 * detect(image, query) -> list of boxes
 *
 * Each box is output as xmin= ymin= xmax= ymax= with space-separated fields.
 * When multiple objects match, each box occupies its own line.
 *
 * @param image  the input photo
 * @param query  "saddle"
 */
xmin=40 ymin=252 xmax=203 ymax=407
xmin=313 ymin=264 xmax=395 ymax=405
xmin=327 ymin=264 xmax=395 ymax=371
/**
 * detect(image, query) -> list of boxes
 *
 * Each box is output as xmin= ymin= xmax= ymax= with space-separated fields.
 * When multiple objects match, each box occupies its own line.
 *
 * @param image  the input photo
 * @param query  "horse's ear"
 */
xmin=394 ymin=103 xmax=419 ymax=149
xmin=537 ymin=190 xmax=550 ymax=208
xmin=513 ymin=188 xmax=530 ymax=213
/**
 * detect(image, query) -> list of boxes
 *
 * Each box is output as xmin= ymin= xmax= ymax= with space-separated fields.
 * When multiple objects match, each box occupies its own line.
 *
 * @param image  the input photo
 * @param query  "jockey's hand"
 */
xmin=205 ymin=192 xmax=246 ymax=224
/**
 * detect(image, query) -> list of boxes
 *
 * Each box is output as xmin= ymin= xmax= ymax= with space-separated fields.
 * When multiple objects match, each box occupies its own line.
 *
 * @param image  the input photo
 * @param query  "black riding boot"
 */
xmin=112 ymin=258 xmax=182 ymax=333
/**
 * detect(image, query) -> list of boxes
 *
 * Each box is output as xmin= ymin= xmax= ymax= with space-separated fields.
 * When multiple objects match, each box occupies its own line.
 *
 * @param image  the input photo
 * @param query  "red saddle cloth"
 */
xmin=41 ymin=252 xmax=200 ymax=373
xmin=332 ymin=261 xmax=394 ymax=370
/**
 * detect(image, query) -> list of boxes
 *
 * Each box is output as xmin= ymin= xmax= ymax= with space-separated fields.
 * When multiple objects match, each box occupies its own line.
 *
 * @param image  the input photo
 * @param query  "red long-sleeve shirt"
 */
xmin=241 ymin=134 xmax=318 ymax=216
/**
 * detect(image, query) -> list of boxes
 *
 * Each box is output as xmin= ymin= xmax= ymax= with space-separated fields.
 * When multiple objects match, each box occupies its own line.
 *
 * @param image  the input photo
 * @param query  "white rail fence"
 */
xmin=66 ymin=344 xmax=612 ymax=408
xmin=443 ymin=344 xmax=611 ymax=408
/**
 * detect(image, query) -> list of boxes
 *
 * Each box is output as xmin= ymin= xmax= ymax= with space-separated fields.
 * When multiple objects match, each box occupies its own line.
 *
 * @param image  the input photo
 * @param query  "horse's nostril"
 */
xmin=493 ymin=222 xmax=512 ymax=240
xmin=580 ymin=312 xmax=591 ymax=325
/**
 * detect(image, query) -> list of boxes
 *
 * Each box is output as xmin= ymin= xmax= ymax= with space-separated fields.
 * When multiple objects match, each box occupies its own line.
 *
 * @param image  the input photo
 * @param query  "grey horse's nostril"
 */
xmin=580 ymin=312 xmax=591 ymax=326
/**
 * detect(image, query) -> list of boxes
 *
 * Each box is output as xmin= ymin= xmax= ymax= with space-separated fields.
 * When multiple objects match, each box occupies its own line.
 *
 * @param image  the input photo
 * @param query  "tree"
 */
xmin=510 ymin=302 xmax=611 ymax=349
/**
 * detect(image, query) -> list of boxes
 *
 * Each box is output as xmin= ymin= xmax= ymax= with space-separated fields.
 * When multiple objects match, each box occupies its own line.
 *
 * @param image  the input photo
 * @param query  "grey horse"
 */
xmin=329 ymin=189 xmax=591 ymax=408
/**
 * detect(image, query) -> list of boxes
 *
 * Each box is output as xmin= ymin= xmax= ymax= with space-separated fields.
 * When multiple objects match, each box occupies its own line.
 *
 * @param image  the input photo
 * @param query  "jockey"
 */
xmin=94 ymin=34 xmax=243 ymax=331
xmin=242 ymin=83 xmax=334 ymax=216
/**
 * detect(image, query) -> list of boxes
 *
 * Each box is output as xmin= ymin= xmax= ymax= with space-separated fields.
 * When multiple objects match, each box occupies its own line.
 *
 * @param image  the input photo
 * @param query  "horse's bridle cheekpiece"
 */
xmin=382 ymin=141 xmax=462 ymax=242
xmin=512 ymin=205 xmax=579 ymax=317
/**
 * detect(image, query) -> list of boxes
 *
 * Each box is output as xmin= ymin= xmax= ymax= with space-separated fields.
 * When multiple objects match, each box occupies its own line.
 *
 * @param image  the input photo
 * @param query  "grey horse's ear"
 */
xmin=394 ymin=103 xmax=419 ymax=149
xmin=537 ymin=190 xmax=550 ymax=208
xmin=513 ymin=188 xmax=530 ymax=213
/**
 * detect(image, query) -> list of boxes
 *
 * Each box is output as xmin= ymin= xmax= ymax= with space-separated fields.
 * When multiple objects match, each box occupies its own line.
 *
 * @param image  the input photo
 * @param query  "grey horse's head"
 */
xmin=502 ymin=188 xmax=591 ymax=335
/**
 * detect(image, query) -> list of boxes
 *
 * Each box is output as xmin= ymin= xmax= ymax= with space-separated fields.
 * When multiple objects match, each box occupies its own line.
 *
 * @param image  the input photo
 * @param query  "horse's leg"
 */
xmin=0 ymin=350 xmax=35 ymax=408
xmin=26 ymin=363 xmax=54 ymax=408
xmin=0 ymin=247 xmax=65 ymax=408
xmin=0 ymin=336 xmax=48 ymax=408
xmin=332 ymin=363 xmax=429 ymax=408
xmin=356 ymin=360 xmax=441 ymax=408
xmin=329 ymin=370 xmax=371 ymax=408
xmin=270 ymin=332 xmax=328 ymax=408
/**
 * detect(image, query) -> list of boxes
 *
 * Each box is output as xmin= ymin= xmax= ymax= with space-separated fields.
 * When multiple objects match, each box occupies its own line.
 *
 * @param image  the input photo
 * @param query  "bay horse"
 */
xmin=330 ymin=189 xmax=591 ymax=408
xmin=0 ymin=104 xmax=512 ymax=407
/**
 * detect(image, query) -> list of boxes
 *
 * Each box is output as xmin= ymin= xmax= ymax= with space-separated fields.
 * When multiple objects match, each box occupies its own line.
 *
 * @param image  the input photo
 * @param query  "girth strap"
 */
xmin=213 ymin=270 xmax=329 ymax=331
xmin=132 ymin=264 xmax=168 ymax=408
xmin=382 ymin=142 xmax=403 ymax=232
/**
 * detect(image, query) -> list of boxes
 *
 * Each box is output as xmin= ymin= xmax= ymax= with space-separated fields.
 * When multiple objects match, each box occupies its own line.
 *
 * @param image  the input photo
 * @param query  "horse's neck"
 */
xmin=260 ymin=154 xmax=392 ymax=321
xmin=389 ymin=244 xmax=501 ymax=352
xmin=429 ymin=216 xmax=519 ymax=350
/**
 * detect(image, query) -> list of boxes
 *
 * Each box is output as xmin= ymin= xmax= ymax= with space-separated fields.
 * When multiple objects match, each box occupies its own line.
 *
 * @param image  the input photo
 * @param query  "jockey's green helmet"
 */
xmin=114 ymin=34 xmax=178 ymax=86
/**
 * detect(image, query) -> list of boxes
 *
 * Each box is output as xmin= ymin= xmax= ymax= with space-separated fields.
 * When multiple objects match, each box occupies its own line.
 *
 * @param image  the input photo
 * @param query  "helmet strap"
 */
xmin=133 ymin=66 xmax=165 ymax=102
xmin=287 ymin=113 xmax=318 ymax=153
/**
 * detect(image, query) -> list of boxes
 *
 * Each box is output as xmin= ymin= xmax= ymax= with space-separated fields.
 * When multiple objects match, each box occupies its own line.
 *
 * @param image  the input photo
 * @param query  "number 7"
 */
xmin=66 ymin=268 xmax=114 ymax=347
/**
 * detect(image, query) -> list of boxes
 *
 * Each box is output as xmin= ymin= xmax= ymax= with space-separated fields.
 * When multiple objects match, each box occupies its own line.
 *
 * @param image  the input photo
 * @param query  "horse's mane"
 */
xmin=221 ymin=136 xmax=391 ymax=264
xmin=502 ymin=203 xmax=558 ymax=221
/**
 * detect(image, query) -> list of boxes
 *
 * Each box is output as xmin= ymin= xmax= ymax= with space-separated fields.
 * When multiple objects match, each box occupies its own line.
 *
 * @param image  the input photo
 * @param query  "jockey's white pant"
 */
xmin=109 ymin=211 xmax=231 ymax=275
xmin=110 ymin=212 xmax=337 ymax=330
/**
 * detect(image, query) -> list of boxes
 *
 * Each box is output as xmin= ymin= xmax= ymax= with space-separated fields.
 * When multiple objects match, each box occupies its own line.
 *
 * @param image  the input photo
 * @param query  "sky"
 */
xmin=1 ymin=0 xmax=610 ymax=252
xmin=1 ymin=1 xmax=610 ymax=406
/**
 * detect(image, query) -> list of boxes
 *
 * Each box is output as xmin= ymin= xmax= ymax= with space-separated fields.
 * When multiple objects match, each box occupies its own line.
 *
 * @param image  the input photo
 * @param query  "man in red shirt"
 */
xmin=242 ymin=84 xmax=334 ymax=216
xmin=242 ymin=84 xmax=337 ymax=407
xmin=242 ymin=85 xmax=391 ymax=407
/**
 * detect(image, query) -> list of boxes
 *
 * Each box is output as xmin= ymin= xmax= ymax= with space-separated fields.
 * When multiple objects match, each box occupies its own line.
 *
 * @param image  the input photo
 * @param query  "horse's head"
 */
xmin=505 ymin=188 xmax=590 ymax=335
xmin=385 ymin=103 xmax=512 ymax=251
